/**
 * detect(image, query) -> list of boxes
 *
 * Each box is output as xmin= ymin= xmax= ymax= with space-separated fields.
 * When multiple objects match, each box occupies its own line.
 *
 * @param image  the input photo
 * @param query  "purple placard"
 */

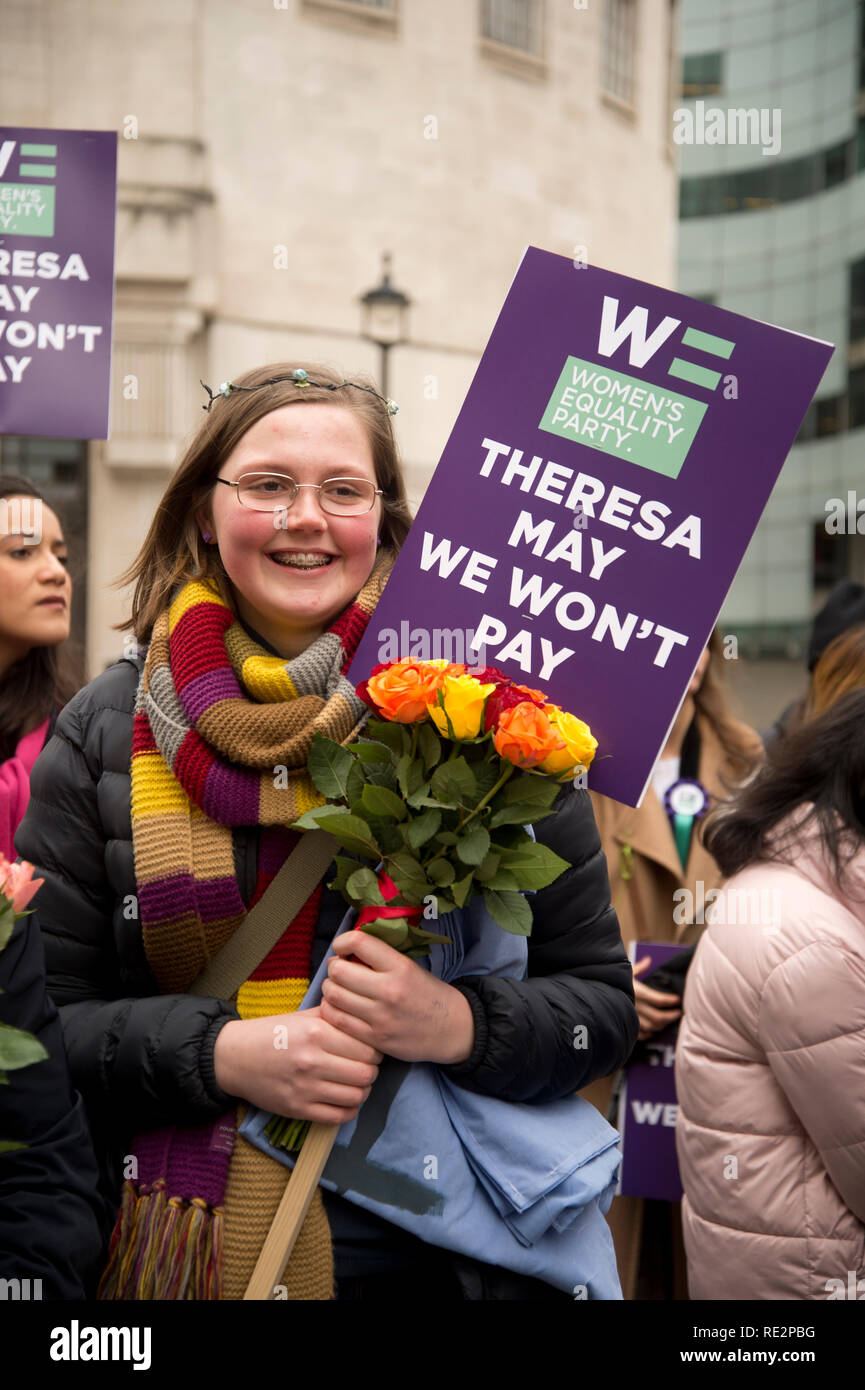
xmin=0 ymin=126 xmax=117 ymax=439
xmin=617 ymin=942 xmax=683 ymax=1203
xmin=348 ymin=247 xmax=833 ymax=805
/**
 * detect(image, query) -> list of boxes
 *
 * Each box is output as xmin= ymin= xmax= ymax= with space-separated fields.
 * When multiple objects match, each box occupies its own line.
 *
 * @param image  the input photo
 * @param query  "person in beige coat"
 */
xmin=676 ymin=684 xmax=865 ymax=1300
xmin=584 ymin=631 xmax=761 ymax=1299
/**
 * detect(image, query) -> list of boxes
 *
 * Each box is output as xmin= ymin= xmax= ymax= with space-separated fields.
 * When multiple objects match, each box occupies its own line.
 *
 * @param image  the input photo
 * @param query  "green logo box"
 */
xmin=0 ymin=183 xmax=55 ymax=236
xmin=539 ymin=355 xmax=707 ymax=480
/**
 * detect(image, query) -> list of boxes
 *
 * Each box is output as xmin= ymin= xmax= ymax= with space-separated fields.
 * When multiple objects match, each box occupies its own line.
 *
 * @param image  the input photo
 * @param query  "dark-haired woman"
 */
xmin=0 ymin=476 xmax=103 ymax=1297
xmin=584 ymin=629 xmax=762 ymax=1299
xmin=0 ymin=476 xmax=77 ymax=858
xmin=676 ymin=684 xmax=865 ymax=1300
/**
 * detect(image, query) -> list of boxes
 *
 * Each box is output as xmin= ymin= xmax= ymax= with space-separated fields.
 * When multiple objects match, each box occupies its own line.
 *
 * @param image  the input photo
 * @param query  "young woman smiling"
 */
xmin=16 ymin=361 xmax=637 ymax=1300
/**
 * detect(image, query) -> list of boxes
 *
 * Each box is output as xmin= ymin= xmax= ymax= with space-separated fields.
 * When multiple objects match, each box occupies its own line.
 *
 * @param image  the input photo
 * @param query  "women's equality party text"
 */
xmin=415 ymin=436 xmax=702 ymax=683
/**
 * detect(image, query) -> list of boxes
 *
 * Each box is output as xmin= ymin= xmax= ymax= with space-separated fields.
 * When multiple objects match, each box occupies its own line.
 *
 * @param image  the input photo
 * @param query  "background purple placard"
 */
xmin=349 ymin=247 xmax=834 ymax=805
xmin=0 ymin=126 xmax=117 ymax=439
xmin=617 ymin=942 xmax=683 ymax=1204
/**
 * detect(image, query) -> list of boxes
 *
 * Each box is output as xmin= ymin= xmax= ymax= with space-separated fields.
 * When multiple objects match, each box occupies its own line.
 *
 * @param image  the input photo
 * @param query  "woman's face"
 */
xmin=201 ymin=404 xmax=382 ymax=658
xmin=0 ymin=498 xmax=71 ymax=670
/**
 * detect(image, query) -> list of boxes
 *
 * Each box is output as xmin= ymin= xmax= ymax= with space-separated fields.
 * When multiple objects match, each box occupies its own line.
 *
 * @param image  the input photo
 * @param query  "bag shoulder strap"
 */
xmin=188 ymin=829 xmax=338 ymax=1001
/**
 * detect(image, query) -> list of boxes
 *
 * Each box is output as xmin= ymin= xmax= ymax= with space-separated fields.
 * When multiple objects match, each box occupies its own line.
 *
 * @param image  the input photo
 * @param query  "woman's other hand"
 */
xmin=632 ymin=956 xmax=682 ymax=1041
xmin=212 ymin=1008 xmax=383 ymax=1124
xmin=320 ymin=930 xmax=475 ymax=1065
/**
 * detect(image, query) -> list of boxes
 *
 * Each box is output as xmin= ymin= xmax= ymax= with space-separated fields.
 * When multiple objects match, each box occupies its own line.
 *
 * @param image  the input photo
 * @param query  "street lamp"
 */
xmin=358 ymin=253 xmax=411 ymax=400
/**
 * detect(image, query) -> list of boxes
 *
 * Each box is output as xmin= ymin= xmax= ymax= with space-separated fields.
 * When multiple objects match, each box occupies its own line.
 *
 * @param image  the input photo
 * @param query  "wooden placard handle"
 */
xmin=243 ymin=1121 xmax=339 ymax=1301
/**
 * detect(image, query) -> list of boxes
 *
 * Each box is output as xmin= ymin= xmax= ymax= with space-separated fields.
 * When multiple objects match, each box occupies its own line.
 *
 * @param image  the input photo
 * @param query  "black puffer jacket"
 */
xmin=0 ymin=913 xmax=104 ymax=1298
xmin=15 ymin=654 xmax=637 ymax=1241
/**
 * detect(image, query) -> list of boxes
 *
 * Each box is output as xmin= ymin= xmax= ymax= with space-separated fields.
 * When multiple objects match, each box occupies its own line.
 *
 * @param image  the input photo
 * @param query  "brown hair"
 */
xmin=804 ymin=622 xmax=865 ymax=719
xmin=692 ymin=628 xmax=762 ymax=784
xmin=117 ymin=362 xmax=414 ymax=641
xmin=0 ymin=475 xmax=81 ymax=760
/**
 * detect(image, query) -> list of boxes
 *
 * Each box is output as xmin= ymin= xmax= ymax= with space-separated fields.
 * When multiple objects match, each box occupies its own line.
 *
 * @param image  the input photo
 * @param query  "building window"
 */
xmin=681 ymin=52 xmax=722 ymax=98
xmin=301 ymin=0 xmax=398 ymax=32
xmin=851 ymin=257 xmax=865 ymax=345
xmin=601 ymin=0 xmax=637 ymax=106
xmin=816 ymin=395 xmax=844 ymax=436
xmin=680 ymin=132 xmax=860 ymax=218
xmin=850 ymin=366 xmax=865 ymax=431
xmin=814 ymin=519 xmax=848 ymax=596
xmin=480 ymin=0 xmax=543 ymax=57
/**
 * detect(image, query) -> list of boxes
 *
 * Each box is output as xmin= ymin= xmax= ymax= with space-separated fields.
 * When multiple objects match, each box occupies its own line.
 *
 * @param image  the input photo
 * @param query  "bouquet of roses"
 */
xmin=258 ymin=661 xmax=597 ymax=1263
xmin=0 ymin=856 xmax=47 ymax=1151
xmin=291 ymin=659 xmax=598 ymax=957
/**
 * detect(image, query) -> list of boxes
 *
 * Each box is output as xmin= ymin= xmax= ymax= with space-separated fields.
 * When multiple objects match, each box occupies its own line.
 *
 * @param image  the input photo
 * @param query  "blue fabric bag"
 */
xmin=240 ymin=895 xmax=623 ymax=1299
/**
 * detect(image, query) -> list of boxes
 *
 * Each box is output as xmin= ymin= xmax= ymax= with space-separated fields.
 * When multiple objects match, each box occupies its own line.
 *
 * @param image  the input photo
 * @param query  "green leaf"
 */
xmin=328 ymin=855 xmax=359 ymax=897
xmin=482 ymin=889 xmax=533 ymax=936
xmin=487 ymin=778 xmax=559 ymax=828
xmin=435 ymin=831 xmax=458 ymax=846
xmin=405 ymin=781 xmax=436 ymax=809
xmin=346 ymin=867 xmax=386 ymax=906
xmin=0 ymin=919 xmax=15 ymax=954
xmin=488 ymin=803 xmax=559 ymax=829
xmin=366 ymin=719 xmax=410 ymax=756
xmin=470 ymin=761 xmax=503 ymax=804
xmin=360 ymin=785 xmax=407 ymax=821
xmin=497 ymin=843 xmax=571 ymax=891
xmin=369 ymin=820 xmax=405 ymax=855
xmin=430 ymin=757 xmax=477 ymax=807
xmin=291 ymin=804 xmax=351 ymax=832
xmin=474 ymin=850 xmax=501 ymax=882
xmin=455 ymin=825 xmax=491 ymax=866
xmin=353 ymin=740 xmax=395 ymax=764
xmin=431 ymin=894 xmax=457 ymax=917
xmin=0 ymin=1022 xmax=50 ymax=1071
xmin=313 ymin=813 xmax=380 ymax=858
xmin=0 ymin=1139 xmax=26 ymax=1153
xmin=345 ymin=761 xmax=366 ymax=807
xmin=385 ymin=849 xmax=426 ymax=879
xmin=307 ymin=735 xmax=355 ymax=800
xmin=417 ymin=722 xmax=442 ymax=772
xmin=360 ymin=916 xmax=410 ymax=949
xmin=404 ymin=808 xmax=442 ymax=850
xmin=451 ymin=872 xmax=474 ymax=908
xmin=383 ymin=850 xmax=429 ymax=903
xmin=396 ymin=753 xmax=427 ymax=800
xmin=503 ymin=773 xmax=560 ymax=806
xmin=427 ymin=858 xmax=455 ymax=886
xmin=362 ymin=761 xmax=399 ymax=792
xmin=479 ymin=868 xmax=519 ymax=891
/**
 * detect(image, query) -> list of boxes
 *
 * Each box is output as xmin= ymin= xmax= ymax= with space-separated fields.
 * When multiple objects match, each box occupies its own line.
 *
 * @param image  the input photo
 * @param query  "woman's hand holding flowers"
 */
xmin=321 ymin=930 xmax=475 ymax=1064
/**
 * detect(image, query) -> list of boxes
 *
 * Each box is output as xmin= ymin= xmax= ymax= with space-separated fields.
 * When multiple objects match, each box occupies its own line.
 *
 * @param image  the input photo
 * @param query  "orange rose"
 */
xmin=363 ymin=659 xmax=463 ymax=723
xmin=493 ymin=700 xmax=566 ymax=769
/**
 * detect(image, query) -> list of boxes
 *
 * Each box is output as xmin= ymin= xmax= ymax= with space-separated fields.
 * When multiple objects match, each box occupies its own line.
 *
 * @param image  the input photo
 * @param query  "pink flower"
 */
xmin=0 ymin=855 xmax=43 ymax=913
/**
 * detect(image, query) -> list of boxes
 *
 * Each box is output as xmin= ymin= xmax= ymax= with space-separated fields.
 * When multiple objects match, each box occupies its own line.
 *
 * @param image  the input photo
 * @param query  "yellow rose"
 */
xmin=428 ymin=674 xmax=498 ymax=741
xmin=537 ymin=707 xmax=598 ymax=779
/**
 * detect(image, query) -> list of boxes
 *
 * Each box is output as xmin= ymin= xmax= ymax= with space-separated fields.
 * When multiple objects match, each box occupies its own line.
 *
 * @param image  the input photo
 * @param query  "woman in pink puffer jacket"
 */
xmin=675 ymin=686 xmax=865 ymax=1300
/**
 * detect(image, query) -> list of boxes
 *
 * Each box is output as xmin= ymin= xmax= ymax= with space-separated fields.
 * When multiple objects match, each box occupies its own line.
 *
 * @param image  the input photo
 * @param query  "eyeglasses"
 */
xmin=215 ymin=472 xmax=382 ymax=516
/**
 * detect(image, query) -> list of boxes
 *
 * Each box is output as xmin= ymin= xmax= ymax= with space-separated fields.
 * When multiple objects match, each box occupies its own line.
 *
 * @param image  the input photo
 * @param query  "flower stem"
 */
xmin=457 ymin=761 xmax=515 ymax=830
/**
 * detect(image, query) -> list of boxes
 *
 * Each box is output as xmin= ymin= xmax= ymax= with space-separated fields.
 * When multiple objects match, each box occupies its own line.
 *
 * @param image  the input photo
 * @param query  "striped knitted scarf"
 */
xmin=98 ymin=552 xmax=393 ymax=1300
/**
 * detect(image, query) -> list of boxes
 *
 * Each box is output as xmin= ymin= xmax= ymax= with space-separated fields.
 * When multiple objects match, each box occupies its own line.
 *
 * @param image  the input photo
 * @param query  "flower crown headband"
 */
xmin=200 ymin=368 xmax=399 ymax=416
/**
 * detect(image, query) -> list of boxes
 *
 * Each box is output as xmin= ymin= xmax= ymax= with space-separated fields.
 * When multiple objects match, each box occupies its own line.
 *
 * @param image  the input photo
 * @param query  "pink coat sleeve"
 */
xmin=758 ymin=939 xmax=865 ymax=1224
xmin=0 ymin=717 xmax=50 ymax=861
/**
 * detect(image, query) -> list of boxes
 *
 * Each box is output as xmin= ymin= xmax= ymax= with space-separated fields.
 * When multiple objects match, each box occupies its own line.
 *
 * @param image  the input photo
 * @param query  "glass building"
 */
xmin=677 ymin=0 xmax=865 ymax=660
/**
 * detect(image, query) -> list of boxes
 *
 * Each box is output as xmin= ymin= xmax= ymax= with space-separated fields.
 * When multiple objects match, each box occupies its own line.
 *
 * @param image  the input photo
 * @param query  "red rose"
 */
xmin=483 ymin=680 xmax=547 ymax=732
